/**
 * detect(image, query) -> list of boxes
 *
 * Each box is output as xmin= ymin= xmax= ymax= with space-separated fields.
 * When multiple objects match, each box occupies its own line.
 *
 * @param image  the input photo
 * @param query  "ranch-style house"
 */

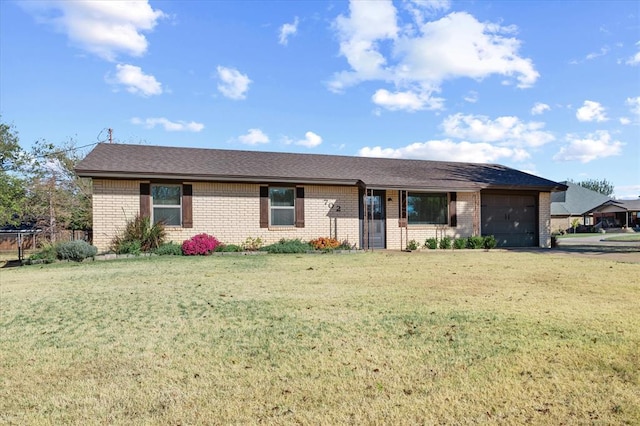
xmin=75 ymin=143 xmax=568 ymax=252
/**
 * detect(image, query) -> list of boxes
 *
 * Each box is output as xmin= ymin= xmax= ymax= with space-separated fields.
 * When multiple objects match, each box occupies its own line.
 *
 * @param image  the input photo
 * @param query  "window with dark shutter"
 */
xmin=259 ymin=186 xmax=269 ymax=228
xmin=140 ymin=183 xmax=151 ymax=219
xmin=449 ymin=192 xmax=457 ymax=227
xmin=182 ymin=184 xmax=193 ymax=228
xmin=295 ymin=187 xmax=305 ymax=228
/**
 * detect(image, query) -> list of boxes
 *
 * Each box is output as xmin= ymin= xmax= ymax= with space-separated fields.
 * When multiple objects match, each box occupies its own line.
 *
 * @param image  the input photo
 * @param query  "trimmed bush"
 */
xmin=154 ymin=242 xmax=183 ymax=256
xmin=439 ymin=236 xmax=452 ymax=250
xmin=424 ymin=237 xmax=438 ymax=250
xmin=453 ymin=238 xmax=467 ymax=249
xmin=310 ymin=237 xmax=341 ymax=251
xmin=406 ymin=239 xmax=419 ymax=251
xmin=215 ymin=244 xmax=243 ymax=253
xmin=261 ymin=239 xmax=312 ymax=253
xmin=483 ymin=235 xmax=497 ymax=250
xmin=241 ymin=237 xmax=264 ymax=251
xmin=467 ymin=236 xmax=484 ymax=249
xmin=182 ymin=234 xmax=221 ymax=256
xmin=56 ymin=240 xmax=97 ymax=262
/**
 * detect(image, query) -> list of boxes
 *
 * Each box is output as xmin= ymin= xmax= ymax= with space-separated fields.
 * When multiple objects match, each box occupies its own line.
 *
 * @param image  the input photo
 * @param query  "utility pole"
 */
xmin=108 ymin=128 xmax=113 ymax=143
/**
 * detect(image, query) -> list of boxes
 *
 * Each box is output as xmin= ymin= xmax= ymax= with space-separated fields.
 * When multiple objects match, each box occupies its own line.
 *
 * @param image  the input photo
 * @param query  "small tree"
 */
xmin=571 ymin=217 xmax=581 ymax=234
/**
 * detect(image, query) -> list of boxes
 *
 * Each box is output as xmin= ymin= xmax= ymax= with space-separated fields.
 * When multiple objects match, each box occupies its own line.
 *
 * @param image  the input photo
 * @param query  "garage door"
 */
xmin=481 ymin=193 xmax=537 ymax=247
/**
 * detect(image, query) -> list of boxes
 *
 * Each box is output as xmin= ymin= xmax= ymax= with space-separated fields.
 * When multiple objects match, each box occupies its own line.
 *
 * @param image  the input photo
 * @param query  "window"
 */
xmin=269 ymin=187 xmax=295 ymax=226
xmin=407 ymin=192 xmax=448 ymax=224
xmin=152 ymin=184 xmax=181 ymax=226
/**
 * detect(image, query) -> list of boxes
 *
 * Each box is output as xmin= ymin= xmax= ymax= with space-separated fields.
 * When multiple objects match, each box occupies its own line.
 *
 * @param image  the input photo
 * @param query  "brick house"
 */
xmin=75 ymin=143 xmax=567 ymax=251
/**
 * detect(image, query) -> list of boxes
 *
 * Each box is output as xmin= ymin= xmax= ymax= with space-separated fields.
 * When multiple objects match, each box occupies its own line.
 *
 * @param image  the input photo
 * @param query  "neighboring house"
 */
xmin=550 ymin=182 xmax=612 ymax=232
xmin=75 ymin=143 xmax=567 ymax=251
xmin=588 ymin=199 xmax=640 ymax=230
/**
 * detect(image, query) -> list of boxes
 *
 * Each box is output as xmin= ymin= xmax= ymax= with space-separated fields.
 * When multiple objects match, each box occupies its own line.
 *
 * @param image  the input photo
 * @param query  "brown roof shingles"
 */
xmin=76 ymin=143 xmax=566 ymax=192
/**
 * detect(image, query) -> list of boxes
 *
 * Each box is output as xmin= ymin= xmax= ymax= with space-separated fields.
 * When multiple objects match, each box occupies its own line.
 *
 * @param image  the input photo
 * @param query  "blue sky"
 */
xmin=1 ymin=0 xmax=639 ymax=198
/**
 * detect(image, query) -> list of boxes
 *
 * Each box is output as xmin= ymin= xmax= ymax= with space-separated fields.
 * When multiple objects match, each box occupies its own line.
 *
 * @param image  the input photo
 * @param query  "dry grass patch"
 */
xmin=1 ymin=251 xmax=639 ymax=424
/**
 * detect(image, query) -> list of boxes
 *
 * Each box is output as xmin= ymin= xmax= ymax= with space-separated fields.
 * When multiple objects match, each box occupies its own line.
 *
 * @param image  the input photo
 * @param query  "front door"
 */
xmin=360 ymin=189 xmax=386 ymax=249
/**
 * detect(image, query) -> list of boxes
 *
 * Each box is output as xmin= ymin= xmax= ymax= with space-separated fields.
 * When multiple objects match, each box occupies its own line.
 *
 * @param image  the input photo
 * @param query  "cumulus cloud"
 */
xmin=295 ymin=131 xmax=323 ymax=148
xmin=626 ymin=96 xmax=640 ymax=117
xmin=372 ymin=89 xmax=443 ymax=111
xmin=330 ymin=3 xmax=538 ymax=111
xmin=576 ymin=100 xmax=608 ymax=122
xmin=553 ymin=131 xmax=623 ymax=163
xmin=131 ymin=117 xmax=204 ymax=132
xmin=442 ymin=113 xmax=555 ymax=147
xmin=109 ymin=64 xmax=162 ymax=96
xmin=531 ymin=102 xmax=550 ymax=115
xmin=279 ymin=17 xmax=299 ymax=45
xmin=626 ymin=41 xmax=640 ymax=66
xmin=238 ymin=128 xmax=269 ymax=145
xmin=463 ymin=91 xmax=478 ymax=103
xmin=216 ymin=66 xmax=251 ymax=100
xmin=585 ymin=46 xmax=609 ymax=61
xmin=359 ymin=140 xmax=529 ymax=163
xmin=21 ymin=0 xmax=165 ymax=61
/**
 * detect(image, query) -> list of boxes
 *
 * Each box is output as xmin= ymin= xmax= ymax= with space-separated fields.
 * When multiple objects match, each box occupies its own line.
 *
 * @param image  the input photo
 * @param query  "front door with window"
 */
xmin=360 ymin=190 xmax=386 ymax=249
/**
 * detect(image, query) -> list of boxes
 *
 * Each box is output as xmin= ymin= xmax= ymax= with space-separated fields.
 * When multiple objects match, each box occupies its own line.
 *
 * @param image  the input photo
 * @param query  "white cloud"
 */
xmin=442 ymin=113 xmax=555 ymax=147
xmin=216 ymin=66 xmax=251 ymax=100
xmin=295 ymin=131 xmax=323 ymax=148
xmin=131 ymin=117 xmax=204 ymax=132
xmin=531 ymin=102 xmax=550 ymax=115
xmin=110 ymin=64 xmax=162 ymax=96
xmin=330 ymin=4 xmax=538 ymax=109
xmin=553 ymin=131 xmax=623 ymax=163
xmin=626 ymin=41 xmax=640 ymax=66
xmin=576 ymin=100 xmax=608 ymax=122
xmin=585 ymin=46 xmax=609 ymax=60
xmin=21 ymin=0 xmax=165 ymax=61
xmin=279 ymin=17 xmax=299 ymax=45
xmin=359 ymin=140 xmax=530 ymax=163
xmin=463 ymin=91 xmax=478 ymax=103
xmin=619 ymin=117 xmax=631 ymax=125
xmin=238 ymin=128 xmax=269 ymax=145
xmin=626 ymin=96 xmax=640 ymax=118
xmin=372 ymin=89 xmax=443 ymax=111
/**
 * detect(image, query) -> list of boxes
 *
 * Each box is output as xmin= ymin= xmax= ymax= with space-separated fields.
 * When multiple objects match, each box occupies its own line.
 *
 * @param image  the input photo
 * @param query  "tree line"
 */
xmin=1 ymin=119 xmax=92 ymax=242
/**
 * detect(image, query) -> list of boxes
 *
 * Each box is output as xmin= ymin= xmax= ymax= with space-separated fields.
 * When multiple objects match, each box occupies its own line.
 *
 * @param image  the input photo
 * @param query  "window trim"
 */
xmin=151 ymin=183 xmax=182 ymax=226
xmin=269 ymin=186 xmax=296 ymax=227
xmin=406 ymin=192 xmax=449 ymax=225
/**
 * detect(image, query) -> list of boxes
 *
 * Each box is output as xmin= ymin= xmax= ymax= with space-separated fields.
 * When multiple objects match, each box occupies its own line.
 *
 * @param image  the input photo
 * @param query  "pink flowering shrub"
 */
xmin=181 ymin=233 xmax=221 ymax=255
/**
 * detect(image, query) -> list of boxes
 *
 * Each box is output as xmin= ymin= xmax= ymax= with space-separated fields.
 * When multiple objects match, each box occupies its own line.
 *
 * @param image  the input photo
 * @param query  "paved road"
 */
xmin=551 ymin=233 xmax=640 ymax=263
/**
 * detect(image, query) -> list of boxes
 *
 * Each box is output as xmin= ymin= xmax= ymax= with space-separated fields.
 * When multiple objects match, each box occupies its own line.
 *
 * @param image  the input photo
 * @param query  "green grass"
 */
xmin=1 ymin=252 xmax=639 ymax=424
xmin=604 ymin=233 xmax=640 ymax=242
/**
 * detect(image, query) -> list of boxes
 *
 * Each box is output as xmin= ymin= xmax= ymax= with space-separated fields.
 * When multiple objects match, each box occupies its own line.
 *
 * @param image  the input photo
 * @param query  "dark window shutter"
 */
xmin=260 ymin=186 xmax=269 ymax=228
xmin=182 ymin=184 xmax=193 ymax=228
xmin=449 ymin=192 xmax=457 ymax=227
xmin=295 ymin=187 xmax=305 ymax=228
xmin=399 ymin=190 xmax=407 ymax=227
xmin=140 ymin=183 xmax=151 ymax=219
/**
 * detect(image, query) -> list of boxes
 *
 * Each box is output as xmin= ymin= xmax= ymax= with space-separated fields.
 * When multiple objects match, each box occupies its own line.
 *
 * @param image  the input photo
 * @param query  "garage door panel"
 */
xmin=481 ymin=194 xmax=537 ymax=247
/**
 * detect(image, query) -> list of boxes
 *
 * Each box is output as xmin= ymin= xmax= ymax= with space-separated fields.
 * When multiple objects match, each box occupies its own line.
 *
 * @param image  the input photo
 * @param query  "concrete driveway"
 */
xmin=552 ymin=233 xmax=640 ymax=263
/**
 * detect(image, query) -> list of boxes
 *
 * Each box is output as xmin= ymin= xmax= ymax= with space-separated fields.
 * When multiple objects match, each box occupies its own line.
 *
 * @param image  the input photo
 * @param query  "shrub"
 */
xmin=111 ymin=214 xmax=166 ymax=253
xmin=406 ymin=239 xmax=419 ymax=251
xmin=466 ymin=236 xmax=484 ymax=249
xmin=28 ymin=243 xmax=57 ymax=264
xmin=261 ymin=238 xmax=312 ymax=253
xmin=242 ymin=237 xmax=264 ymax=251
xmin=215 ymin=244 xmax=243 ymax=253
xmin=337 ymin=240 xmax=355 ymax=250
xmin=56 ymin=240 xmax=97 ymax=262
xmin=182 ymin=234 xmax=221 ymax=256
xmin=154 ymin=242 xmax=183 ymax=256
xmin=424 ymin=237 xmax=438 ymax=250
xmin=439 ymin=236 xmax=452 ymax=250
xmin=310 ymin=237 xmax=341 ymax=251
xmin=453 ymin=238 xmax=467 ymax=249
xmin=116 ymin=240 xmax=142 ymax=256
xmin=483 ymin=235 xmax=497 ymax=250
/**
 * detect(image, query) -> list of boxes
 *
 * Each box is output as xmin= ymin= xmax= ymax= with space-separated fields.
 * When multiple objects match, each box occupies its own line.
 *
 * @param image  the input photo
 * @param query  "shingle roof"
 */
xmin=76 ymin=143 xmax=566 ymax=192
xmin=550 ymin=182 xmax=612 ymax=216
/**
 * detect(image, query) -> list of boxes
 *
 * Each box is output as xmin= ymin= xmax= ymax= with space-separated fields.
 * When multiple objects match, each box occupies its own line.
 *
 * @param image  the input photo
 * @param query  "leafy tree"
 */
xmin=0 ymin=120 xmax=28 ymax=225
xmin=569 ymin=178 xmax=614 ymax=197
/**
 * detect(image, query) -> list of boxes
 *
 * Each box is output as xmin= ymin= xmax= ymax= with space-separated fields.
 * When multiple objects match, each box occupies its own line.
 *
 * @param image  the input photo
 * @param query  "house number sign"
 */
xmin=324 ymin=199 xmax=341 ymax=212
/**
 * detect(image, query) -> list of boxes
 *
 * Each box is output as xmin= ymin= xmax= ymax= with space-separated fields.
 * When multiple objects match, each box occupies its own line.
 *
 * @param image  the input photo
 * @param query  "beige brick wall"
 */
xmin=91 ymin=180 xmax=360 ymax=251
xmin=539 ymin=192 xmax=551 ymax=248
xmin=384 ymin=190 xmax=479 ymax=250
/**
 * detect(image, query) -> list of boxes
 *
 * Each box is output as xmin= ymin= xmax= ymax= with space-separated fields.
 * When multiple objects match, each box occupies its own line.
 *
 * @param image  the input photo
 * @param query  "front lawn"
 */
xmin=1 ymin=252 xmax=638 ymax=424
